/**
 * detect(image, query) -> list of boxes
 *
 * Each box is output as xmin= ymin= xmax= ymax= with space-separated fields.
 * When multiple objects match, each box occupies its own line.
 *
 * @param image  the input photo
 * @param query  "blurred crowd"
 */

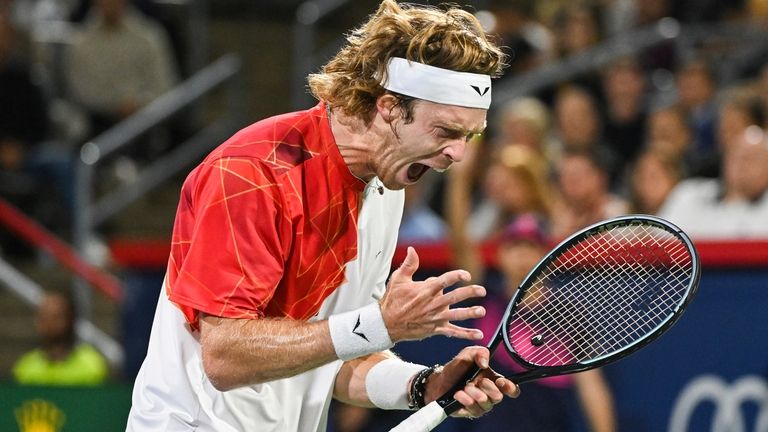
xmin=398 ymin=0 xmax=768 ymax=270
xmin=0 ymin=0 xmax=178 ymax=256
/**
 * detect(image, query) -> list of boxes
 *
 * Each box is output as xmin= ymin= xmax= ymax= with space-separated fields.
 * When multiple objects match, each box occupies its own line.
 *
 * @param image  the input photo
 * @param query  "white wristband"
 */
xmin=365 ymin=359 xmax=426 ymax=410
xmin=328 ymin=302 xmax=393 ymax=361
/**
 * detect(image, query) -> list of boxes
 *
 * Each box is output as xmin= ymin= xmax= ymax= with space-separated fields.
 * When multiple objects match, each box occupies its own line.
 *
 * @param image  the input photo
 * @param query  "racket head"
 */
xmin=500 ymin=214 xmax=700 ymax=382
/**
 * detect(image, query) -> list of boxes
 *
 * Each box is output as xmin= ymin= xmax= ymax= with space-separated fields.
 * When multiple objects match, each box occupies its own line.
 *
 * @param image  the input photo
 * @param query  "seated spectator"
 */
xmin=13 ymin=291 xmax=109 ymax=386
xmin=494 ymin=96 xmax=555 ymax=161
xmin=629 ymin=150 xmax=682 ymax=215
xmin=675 ymin=59 xmax=719 ymax=175
xmin=634 ymin=0 xmax=677 ymax=71
xmin=484 ymin=0 xmax=555 ymax=76
xmin=550 ymin=148 xmax=629 ymax=241
xmin=0 ymin=12 xmax=49 ymax=174
xmin=659 ymin=126 xmax=768 ymax=238
xmin=553 ymin=5 xmax=602 ymax=59
xmin=446 ymin=144 xmax=552 ymax=280
xmin=552 ymin=86 xmax=620 ymax=185
xmin=469 ymin=214 xmax=616 ymax=432
xmin=717 ymin=92 xmax=765 ymax=155
xmin=477 ymin=145 xmax=552 ymax=237
xmin=0 ymin=11 xmax=66 ymax=255
xmin=553 ymin=86 xmax=600 ymax=154
xmin=65 ymin=0 xmax=176 ymax=137
xmin=645 ymin=105 xmax=693 ymax=175
xmin=600 ymin=57 xmax=648 ymax=173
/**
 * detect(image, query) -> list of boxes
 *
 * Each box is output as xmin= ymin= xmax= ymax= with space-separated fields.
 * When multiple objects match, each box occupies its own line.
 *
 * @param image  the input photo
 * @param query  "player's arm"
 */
xmin=333 ymin=348 xmax=519 ymax=418
xmin=199 ymin=247 xmax=487 ymax=391
xmin=200 ymin=314 xmax=337 ymax=390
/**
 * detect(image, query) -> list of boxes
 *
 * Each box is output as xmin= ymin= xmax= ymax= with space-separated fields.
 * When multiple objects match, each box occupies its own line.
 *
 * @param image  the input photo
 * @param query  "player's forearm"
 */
xmin=199 ymin=314 xmax=337 ymax=391
xmin=333 ymin=352 xmax=396 ymax=407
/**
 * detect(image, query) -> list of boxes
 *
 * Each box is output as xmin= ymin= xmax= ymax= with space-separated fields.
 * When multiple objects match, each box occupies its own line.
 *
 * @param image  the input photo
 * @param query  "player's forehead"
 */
xmin=414 ymin=100 xmax=487 ymax=133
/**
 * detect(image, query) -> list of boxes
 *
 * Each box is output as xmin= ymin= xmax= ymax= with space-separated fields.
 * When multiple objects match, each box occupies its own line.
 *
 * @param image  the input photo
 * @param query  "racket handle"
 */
xmin=389 ymin=401 xmax=447 ymax=432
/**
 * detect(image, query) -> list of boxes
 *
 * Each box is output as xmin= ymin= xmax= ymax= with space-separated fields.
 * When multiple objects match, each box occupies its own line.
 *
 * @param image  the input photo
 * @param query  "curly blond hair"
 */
xmin=308 ymin=0 xmax=506 ymax=123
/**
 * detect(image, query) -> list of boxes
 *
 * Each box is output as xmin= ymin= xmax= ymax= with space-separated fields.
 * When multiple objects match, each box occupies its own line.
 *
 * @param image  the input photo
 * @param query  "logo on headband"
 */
xmin=384 ymin=57 xmax=492 ymax=109
xmin=471 ymin=85 xmax=490 ymax=96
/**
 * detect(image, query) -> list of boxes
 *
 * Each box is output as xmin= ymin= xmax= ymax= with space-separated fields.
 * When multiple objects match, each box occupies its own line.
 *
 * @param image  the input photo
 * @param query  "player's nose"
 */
xmin=443 ymin=139 xmax=467 ymax=163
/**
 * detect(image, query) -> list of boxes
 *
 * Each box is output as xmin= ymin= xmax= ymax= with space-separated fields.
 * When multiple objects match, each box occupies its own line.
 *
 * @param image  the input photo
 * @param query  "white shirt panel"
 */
xmin=127 ymin=179 xmax=404 ymax=432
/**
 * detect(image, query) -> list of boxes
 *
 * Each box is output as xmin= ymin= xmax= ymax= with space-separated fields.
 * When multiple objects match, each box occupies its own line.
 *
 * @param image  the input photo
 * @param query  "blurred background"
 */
xmin=0 ymin=0 xmax=767 ymax=430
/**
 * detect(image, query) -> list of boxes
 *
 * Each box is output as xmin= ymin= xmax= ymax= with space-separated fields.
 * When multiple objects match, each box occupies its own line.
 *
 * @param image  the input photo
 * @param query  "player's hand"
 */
xmin=380 ymin=247 xmax=487 ymax=342
xmin=425 ymin=346 xmax=520 ymax=418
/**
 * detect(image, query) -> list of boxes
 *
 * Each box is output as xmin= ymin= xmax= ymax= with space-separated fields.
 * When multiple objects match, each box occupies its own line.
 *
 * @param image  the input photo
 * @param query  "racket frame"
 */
xmin=439 ymin=214 xmax=700 ymax=414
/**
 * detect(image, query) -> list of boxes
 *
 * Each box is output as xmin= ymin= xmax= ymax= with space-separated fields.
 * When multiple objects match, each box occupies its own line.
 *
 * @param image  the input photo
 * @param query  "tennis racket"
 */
xmin=390 ymin=214 xmax=700 ymax=432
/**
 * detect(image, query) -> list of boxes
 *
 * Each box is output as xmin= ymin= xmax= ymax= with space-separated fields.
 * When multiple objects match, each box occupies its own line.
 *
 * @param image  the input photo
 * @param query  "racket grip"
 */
xmin=389 ymin=401 xmax=447 ymax=432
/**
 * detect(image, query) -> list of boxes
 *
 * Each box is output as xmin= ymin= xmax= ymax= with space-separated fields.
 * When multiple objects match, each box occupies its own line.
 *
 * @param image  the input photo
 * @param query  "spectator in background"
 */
xmin=552 ymin=86 xmax=619 ymax=185
xmin=479 ymin=145 xmax=552 ymax=235
xmin=446 ymin=144 xmax=552 ymax=281
xmin=0 ymin=12 xmax=48 ymax=174
xmin=550 ymin=148 xmax=629 ymax=241
xmin=553 ymin=86 xmax=601 ymax=153
xmin=494 ymin=96 xmax=554 ymax=159
xmin=660 ymin=126 xmax=768 ymax=238
xmin=536 ymin=6 xmax=603 ymax=102
xmin=553 ymin=5 xmax=601 ymax=59
xmin=65 ymin=0 xmax=176 ymax=137
xmin=675 ymin=59 xmax=719 ymax=175
xmin=646 ymin=105 xmax=693 ymax=175
xmin=634 ymin=0 xmax=677 ymax=71
xmin=484 ymin=0 xmax=555 ymax=76
xmin=600 ymin=57 xmax=648 ymax=173
xmin=717 ymin=92 xmax=765 ymax=155
xmin=12 ymin=291 xmax=109 ymax=386
xmin=0 ymin=10 xmax=62 ymax=256
xmin=629 ymin=150 xmax=682 ymax=215
xmin=469 ymin=214 xmax=617 ymax=432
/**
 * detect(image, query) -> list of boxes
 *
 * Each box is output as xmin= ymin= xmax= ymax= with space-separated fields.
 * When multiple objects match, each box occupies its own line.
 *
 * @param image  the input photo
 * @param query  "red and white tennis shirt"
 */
xmin=127 ymin=103 xmax=405 ymax=431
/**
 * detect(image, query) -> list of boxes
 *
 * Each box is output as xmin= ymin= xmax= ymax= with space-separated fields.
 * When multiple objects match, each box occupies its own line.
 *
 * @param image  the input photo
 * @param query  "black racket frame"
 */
xmin=438 ymin=214 xmax=701 ymax=414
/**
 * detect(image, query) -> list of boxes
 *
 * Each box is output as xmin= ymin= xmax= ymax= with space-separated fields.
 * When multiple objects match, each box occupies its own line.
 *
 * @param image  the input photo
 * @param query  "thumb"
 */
xmin=393 ymin=246 xmax=420 ymax=281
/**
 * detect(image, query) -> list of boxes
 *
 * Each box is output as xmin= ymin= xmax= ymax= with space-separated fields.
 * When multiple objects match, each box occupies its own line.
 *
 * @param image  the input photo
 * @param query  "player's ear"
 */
xmin=376 ymin=94 xmax=399 ymax=124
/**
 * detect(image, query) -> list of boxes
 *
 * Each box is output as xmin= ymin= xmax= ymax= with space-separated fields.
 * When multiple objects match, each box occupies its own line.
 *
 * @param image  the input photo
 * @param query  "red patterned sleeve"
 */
xmin=166 ymin=156 xmax=290 ymax=328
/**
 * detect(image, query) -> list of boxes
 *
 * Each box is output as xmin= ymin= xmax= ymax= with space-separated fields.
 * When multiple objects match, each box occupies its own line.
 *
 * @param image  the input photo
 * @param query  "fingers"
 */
xmin=451 ymin=377 xmax=520 ymax=418
xmin=470 ymin=346 xmax=491 ymax=370
xmin=496 ymin=376 xmax=520 ymax=398
xmin=452 ymin=379 xmax=505 ymax=418
xmin=429 ymin=269 xmax=472 ymax=292
xmin=441 ymin=305 xmax=485 ymax=322
xmin=437 ymin=323 xmax=484 ymax=341
xmin=438 ymin=285 xmax=486 ymax=308
xmin=392 ymin=247 xmax=420 ymax=280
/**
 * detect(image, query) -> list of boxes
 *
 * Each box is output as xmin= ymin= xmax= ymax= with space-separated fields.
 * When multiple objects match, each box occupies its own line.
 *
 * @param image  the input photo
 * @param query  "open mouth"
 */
xmin=407 ymin=163 xmax=430 ymax=183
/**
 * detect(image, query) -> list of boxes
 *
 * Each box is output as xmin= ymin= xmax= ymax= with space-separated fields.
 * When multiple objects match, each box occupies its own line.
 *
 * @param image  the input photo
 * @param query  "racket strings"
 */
xmin=544 ymin=228 xmax=687 ymax=359
xmin=507 ymin=223 xmax=694 ymax=367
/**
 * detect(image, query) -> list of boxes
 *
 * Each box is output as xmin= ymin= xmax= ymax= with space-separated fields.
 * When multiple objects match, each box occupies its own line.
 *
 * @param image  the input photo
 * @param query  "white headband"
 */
xmin=382 ymin=57 xmax=492 ymax=109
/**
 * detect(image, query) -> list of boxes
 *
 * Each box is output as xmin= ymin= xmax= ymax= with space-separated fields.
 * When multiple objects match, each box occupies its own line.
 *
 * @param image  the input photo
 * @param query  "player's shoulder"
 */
xmin=206 ymin=104 xmax=325 ymax=166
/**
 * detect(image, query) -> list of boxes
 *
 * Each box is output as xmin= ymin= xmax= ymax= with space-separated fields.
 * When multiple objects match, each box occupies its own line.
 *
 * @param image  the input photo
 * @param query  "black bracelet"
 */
xmin=408 ymin=364 xmax=443 ymax=410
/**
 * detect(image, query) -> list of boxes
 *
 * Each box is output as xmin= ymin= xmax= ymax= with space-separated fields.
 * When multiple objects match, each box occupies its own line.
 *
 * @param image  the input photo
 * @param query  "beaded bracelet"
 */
xmin=408 ymin=364 xmax=444 ymax=410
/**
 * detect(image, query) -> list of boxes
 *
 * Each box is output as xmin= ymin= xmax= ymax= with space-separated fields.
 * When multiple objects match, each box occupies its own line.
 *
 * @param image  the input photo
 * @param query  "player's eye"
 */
xmin=436 ymin=127 xmax=467 ymax=140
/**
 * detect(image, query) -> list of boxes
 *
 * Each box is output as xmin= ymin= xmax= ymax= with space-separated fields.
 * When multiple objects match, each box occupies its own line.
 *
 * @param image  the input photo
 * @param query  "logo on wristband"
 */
xmin=353 ymin=315 xmax=369 ymax=342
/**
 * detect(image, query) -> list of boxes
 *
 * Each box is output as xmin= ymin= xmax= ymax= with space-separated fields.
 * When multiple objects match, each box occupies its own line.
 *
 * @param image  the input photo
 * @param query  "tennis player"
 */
xmin=127 ymin=1 xmax=518 ymax=430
